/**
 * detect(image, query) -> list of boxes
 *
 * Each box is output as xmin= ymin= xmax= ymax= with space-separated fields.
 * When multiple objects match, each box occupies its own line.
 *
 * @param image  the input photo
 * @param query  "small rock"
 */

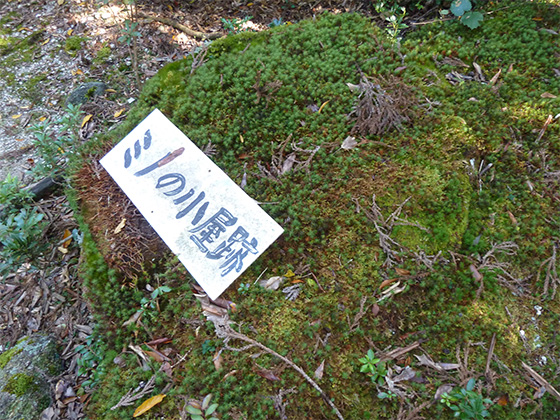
xmin=0 ymin=335 xmax=63 ymax=420
xmin=66 ymin=82 xmax=107 ymax=106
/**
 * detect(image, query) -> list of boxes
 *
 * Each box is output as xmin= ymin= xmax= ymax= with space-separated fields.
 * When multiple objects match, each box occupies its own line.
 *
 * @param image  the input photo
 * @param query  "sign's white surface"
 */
xmin=100 ymin=109 xmax=283 ymax=300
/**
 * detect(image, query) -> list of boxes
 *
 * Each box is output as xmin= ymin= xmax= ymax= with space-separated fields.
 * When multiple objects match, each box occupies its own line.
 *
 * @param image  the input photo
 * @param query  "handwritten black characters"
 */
xmin=123 ymin=131 xmax=259 ymax=277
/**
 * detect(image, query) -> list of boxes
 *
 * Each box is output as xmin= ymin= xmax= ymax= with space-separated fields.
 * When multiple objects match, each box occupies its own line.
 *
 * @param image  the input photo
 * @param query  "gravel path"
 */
xmin=0 ymin=0 xmax=200 ymax=184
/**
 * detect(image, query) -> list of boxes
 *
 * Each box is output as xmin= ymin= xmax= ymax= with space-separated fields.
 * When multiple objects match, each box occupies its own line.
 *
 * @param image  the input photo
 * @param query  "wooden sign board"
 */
xmin=100 ymin=109 xmax=283 ymax=300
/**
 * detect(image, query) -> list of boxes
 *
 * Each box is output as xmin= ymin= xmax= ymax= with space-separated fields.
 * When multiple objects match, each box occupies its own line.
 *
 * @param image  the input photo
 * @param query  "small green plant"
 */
xmin=75 ymin=336 xmax=106 ymax=390
xmin=118 ymin=18 xmax=141 ymax=46
xmin=268 ymin=18 xmax=284 ymax=28
xmin=201 ymin=340 xmax=216 ymax=355
xmin=359 ymin=349 xmax=388 ymax=385
xmin=31 ymin=103 xmax=82 ymax=177
xmin=186 ymin=393 xmax=220 ymax=420
xmin=378 ymin=390 xmax=397 ymax=399
xmin=64 ymin=35 xmax=87 ymax=54
xmin=0 ymin=176 xmax=46 ymax=276
xmin=375 ymin=2 xmax=408 ymax=45
xmin=237 ymin=282 xmax=250 ymax=294
xmin=221 ymin=16 xmax=253 ymax=34
xmin=441 ymin=0 xmax=484 ymax=29
xmin=140 ymin=285 xmax=172 ymax=314
xmin=0 ymin=175 xmax=33 ymax=209
xmin=101 ymin=0 xmax=141 ymax=88
xmin=440 ymin=379 xmax=492 ymax=419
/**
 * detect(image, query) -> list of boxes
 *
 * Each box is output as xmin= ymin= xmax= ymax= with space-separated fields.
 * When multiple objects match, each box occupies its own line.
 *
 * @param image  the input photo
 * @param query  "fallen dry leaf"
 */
xmin=507 ymin=211 xmax=518 ymax=225
xmin=314 ymin=360 xmax=325 ymax=380
xmin=161 ymin=362 xmax=173 ymax=378
xmin=415 ymin=354 xmax=460 ymax=371
xmin=469 ymin=264 xmax=483 ymax=282
xmin=81 ymin=114 xmax=93 ymax=128
xmin=114 ymin=218 xmax=126 ymax=234
xmin=146 ymin=337 xmax=172 ymax=346
xmin=341 ymin=136 xmax=358 ymax=150
xmin=434 ymin=384 xmax=454 ymax=401
xmin=213 ymin=350 xmax=223 ymax=371
xmin=12 ymin=114 xmax=22 ymax=119
xmin=318 ymin=100 xmax=329 ymax=113
xmin=395 ymin=268 xmax=411 ymax=276
xmin=259 ymin=276 xmax=284 ymax=290
xmin=541 ymin=92 xmax=557 ymax=99
xmin=133 ymin=394 xmax=166 ymax=417
xmin=222 ymin=370 xmax=237 ymax=381
xmin=379 ymin=278 xmax=398 ymax=289
xmin=254 ymin=365 xmax=280 ymax=381
xmin=497 ymin=394 xmax=509 ymax=406
xmin=62 ymin=229 xmax=72 ymax=248
xmin=114 ymin=108 xmax=126 ymax=118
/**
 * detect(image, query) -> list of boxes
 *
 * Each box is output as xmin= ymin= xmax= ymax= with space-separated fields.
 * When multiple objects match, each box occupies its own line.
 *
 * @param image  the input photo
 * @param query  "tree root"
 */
xmin=137 ymin=11 xmax=223 ymax=40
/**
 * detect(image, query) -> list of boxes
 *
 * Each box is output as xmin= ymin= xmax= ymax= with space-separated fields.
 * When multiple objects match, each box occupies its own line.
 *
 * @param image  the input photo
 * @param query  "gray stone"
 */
xmin=66 ymin=82 xmax=107 ymax=106
xmin=0 ymin=335 xmax=63 ymax=420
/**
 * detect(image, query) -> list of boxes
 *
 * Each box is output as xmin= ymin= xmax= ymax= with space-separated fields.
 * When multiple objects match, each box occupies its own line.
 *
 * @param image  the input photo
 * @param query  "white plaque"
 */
xmin=100 ymin=109 xmax=283 ymax=300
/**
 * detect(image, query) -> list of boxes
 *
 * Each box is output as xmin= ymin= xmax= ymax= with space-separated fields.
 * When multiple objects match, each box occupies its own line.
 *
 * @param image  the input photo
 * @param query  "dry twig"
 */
xmin=363 ymin=195 xmax=427 ymax=267
xmin=269 ymin=388 xmax=296 ymax=420
xmin=521 ymin=362 xmax=560 ymax=401
xmin=348 ymin=75 xmax=415 ymax=136
xmin=538 ymin=242 xmax=559 ymax=298
xmin=137 ymin=11 xmax=222 ymax=40
xmin=110 ymin=371 xmax=157 ymax=410
xmin=208 ymin=315 xmax=345 ymax=420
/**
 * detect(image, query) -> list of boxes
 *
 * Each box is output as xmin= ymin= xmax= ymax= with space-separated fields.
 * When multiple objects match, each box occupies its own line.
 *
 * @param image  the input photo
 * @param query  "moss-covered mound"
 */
xmin=74 ymin=3 xmax=560 ymax=419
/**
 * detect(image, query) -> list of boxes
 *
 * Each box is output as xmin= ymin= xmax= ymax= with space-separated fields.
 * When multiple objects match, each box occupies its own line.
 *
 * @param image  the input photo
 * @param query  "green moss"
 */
xmin=0 ymin=347 xmax=22 ymax=369
xmin=3 ymin=373 xmax=38 ymax=397
xmin=65 ymin=35 xmax=88 ymax=54
xmin=94 ymin=45 xmax=111 ymax=63
xmin=74 ymin=4 xmax=560 ymax=419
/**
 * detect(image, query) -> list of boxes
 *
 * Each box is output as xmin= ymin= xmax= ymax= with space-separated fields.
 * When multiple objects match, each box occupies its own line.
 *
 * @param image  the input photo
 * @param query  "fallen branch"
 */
xmin=111 ymin=371 xmax=157 ymax=410
xmin=379 ymin=341 xmax=421 ymax=362
xmin=485 ymin=333 xmax=497 ymax=389
xmin=538 ymin=243 xmax=558 ymax=298
xmin=137 ymin=11 xmax=223 ymax=40
xmin=521 ymin=361 xmax=560 ymax=401
xmin=210 ymin=315 xmax=345 ymax=420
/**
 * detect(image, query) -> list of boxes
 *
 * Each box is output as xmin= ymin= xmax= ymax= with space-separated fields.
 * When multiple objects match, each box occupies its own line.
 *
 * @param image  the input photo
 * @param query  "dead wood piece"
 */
xmin=538 ymin=243 xmax=559 ymax=298
xmin=110 ymin=370 xmax=158 ymax=410
xmin=137 ymin=11 xmax=222 ymax=40
xmin=521 ymin=362 xmax=560 ymax=401
xmin=379 ymin=341 xmax=421 ymax=362
xmin=485 ymin=334 xmax=496 ymax=377
xmin=348 ymin=296 xmax=368 ymax=331
xmin=396 ymin=400 xmax=432 ymax=420
xmin=209 ymin=314 xmax=345 ymax=420
xmin=348 ymin=75 xmax=415 ymax=136
xmin=24 ymin=176 xmax=60 ymax=201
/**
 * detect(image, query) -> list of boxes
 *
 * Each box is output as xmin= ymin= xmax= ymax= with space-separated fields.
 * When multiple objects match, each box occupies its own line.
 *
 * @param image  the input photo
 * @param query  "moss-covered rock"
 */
xmin=0 ymin=335 xmax=62 ymax=420
xmin=74 ymin=3 xmax=560 ymax=419
xmin=66 ymin=81 xmax=108 ymax=106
